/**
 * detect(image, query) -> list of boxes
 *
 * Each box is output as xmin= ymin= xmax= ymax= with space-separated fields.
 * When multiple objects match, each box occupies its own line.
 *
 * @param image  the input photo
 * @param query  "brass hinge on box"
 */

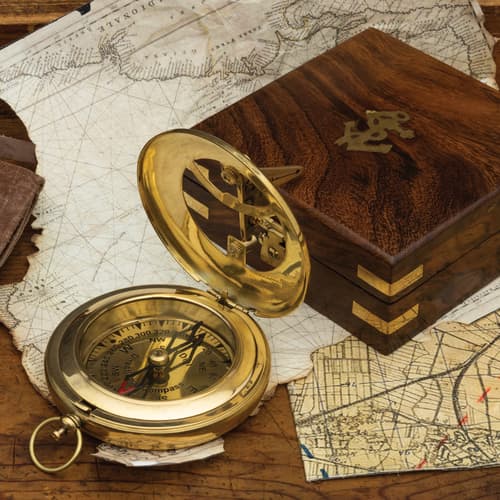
xmin=357 ymin=264 xmax=424 ymax=297
xmin=352 ymin=301 xmax=419 ymax=335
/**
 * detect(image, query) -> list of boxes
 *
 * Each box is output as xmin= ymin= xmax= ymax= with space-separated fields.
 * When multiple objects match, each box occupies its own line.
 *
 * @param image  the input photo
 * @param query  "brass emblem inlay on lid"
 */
xmin=335 ymin=110 xmax=415 ymax=153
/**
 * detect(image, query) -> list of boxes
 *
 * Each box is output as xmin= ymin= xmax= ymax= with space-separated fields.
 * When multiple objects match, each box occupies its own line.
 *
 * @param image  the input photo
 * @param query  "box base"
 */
xmin=306 ymin=232 xmax=499 ymax=354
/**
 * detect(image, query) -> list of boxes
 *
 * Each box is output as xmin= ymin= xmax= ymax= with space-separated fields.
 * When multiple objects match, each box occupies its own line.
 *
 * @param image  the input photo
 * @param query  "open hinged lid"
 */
xmin=137 ymin=129 xmax=310 ymax=317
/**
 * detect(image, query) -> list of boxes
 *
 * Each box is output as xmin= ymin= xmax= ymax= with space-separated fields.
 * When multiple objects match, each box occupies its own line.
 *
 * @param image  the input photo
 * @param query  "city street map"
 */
xmin=289 ymin=310 xmax=500 ymax=481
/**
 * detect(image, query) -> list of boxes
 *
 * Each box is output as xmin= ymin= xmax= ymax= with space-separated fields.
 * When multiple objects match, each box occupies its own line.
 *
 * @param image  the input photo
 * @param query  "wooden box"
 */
xmin=192 ymin=28 xmax=500 ymax=354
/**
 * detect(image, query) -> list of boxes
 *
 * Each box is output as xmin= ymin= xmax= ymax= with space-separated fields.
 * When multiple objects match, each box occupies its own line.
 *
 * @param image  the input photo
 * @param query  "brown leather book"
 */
xmin=0 ymin=135 xmax=37 ymax=169
xmin=0 ymin=159 xmax=43 ymax=269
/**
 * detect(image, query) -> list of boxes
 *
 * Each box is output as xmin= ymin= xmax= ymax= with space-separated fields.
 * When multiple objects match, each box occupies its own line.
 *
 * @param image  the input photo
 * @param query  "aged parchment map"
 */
xmin=289 ymin=310 xmax=500 ymax=481
xmin=0 ymin=0 xmax=497 ymax=465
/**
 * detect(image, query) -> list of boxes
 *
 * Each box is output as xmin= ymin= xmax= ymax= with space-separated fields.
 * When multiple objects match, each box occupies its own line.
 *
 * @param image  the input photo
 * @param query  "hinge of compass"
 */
xmin=207 ymin=289 xmax=250 ymax=314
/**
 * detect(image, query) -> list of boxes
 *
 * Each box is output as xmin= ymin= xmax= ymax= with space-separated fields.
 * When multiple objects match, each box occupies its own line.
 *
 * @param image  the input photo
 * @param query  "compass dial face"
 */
xmin=45 ymin=287 xmax=271 ymax=450
xmin=84 ymin=317 xmax=233 ymax=401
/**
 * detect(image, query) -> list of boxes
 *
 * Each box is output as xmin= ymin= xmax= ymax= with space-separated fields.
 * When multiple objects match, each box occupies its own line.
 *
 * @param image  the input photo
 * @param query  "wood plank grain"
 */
xmin=483 ymin=6 xmax=500 ymax=37
xmin=0 ymin=1 xmax=86 ymax=25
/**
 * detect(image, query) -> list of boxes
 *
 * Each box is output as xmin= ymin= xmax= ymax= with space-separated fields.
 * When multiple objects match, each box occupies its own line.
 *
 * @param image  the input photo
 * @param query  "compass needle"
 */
xmin=85 ymin=318 xmax=231 ymax=402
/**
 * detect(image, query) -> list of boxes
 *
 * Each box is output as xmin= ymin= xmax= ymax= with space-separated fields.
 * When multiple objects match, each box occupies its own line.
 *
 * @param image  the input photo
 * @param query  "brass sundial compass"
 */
xmin=29 ymin=129 xmax=310 ymax=472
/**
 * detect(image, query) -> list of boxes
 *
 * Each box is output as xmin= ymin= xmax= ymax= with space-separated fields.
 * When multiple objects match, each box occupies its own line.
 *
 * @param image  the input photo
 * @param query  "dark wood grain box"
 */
xmin=193 ymin=28 xmax=500 ymax=354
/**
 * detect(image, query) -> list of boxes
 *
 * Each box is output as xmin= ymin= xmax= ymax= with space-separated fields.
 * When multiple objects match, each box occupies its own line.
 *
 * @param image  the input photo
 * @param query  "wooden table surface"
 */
xmin=0 ymin=2 xmax=499 ymax=499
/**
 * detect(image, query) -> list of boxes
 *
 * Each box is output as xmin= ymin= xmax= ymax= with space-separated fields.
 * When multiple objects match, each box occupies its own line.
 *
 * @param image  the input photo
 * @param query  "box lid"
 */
xmin=195 ymin=28 xmax=500 ymax=302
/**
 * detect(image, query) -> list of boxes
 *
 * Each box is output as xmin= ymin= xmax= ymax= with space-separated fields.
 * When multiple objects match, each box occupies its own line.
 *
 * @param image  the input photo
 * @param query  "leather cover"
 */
xmin=0 ymin=158 xmax=43 ymax=268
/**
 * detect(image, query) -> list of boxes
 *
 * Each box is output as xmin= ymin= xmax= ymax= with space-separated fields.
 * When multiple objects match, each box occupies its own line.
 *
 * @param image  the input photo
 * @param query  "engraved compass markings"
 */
xmin=117 ymin=321 xmax=205 ymax=396
xmin=85 ymin=318 xmax=232 ymax=401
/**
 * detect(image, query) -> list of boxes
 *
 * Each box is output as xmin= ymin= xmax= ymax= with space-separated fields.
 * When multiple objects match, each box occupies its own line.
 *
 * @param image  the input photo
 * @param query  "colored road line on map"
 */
xmin=416 ymin=412 xmax=472 ymax=469
xmin=300 ymin=444 xmax=314 ymax=459
xmin=437 ymin=436 xmax=448 ymax=449
xmin=477 ymin=387 xmax=491 ymax=403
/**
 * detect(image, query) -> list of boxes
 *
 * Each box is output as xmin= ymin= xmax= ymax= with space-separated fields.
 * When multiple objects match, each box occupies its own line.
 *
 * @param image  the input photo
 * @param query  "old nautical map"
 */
xmin=289 ymin=310 xmax=500 ymax=481
xmin=0 ymin=0 xmax=498 ymax=465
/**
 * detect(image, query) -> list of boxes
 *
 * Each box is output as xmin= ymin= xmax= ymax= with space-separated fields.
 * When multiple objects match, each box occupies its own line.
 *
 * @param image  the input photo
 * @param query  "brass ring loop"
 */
xmin=29 ymin=416 xmax=83 ymax=473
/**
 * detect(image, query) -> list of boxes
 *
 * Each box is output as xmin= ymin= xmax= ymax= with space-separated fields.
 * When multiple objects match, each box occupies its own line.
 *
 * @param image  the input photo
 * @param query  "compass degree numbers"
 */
xmin=85 ymin=318 xmax=232 ymax=401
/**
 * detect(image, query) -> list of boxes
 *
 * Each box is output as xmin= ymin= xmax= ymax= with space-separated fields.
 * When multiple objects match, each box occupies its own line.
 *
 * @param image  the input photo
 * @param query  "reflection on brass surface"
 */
xmin=33 ymin=130 xmax=310 ymax=471
xmin=357 ymin=264 xmax=424 ymax=297
xmin=139 ymin=129 xmax=310 ymax=317
xmin=352 ymin=301 xmax=419 ymax=335
xmin=335 ymin=110 xmax=415 ymax=153
xmin=184 ymin=191 xmax=209 ymax=219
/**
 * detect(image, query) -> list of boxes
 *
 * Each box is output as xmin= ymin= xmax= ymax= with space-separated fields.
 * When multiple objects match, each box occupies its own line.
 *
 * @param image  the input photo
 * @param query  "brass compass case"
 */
xmin=37 ymin=129 xmax=309 ymax=470
xmin=45 ymin=286 xmax=269 ymax=450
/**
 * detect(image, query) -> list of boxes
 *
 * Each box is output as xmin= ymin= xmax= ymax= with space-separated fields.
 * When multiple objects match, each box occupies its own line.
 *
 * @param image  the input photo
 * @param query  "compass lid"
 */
xmin=137 ymin=129 xmax=310 ymax=318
